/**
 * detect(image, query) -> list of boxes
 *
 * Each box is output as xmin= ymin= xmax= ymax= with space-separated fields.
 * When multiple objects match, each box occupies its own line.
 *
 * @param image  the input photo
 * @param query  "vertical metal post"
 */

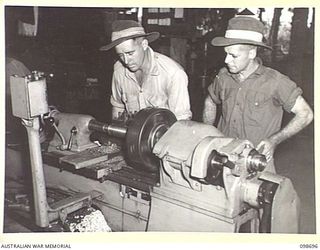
xmin=23 ymin=117 xmax=49 ymax=227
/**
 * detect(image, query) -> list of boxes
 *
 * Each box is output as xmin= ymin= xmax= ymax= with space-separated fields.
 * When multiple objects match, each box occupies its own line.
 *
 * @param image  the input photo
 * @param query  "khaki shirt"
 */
xmin=207 ymin=59 xmax=302 ymax=146
xmin=110 ymin=47 xmax=192 ymax=120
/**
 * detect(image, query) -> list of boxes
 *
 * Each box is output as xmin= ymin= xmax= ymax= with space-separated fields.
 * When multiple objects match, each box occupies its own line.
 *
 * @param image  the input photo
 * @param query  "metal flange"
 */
xmin=125 ymin=108 xmax=177 ymax=172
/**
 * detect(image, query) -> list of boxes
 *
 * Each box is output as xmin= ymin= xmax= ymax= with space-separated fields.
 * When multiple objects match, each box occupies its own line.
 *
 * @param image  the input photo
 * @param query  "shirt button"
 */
xmin=239 ymin=88 xmax=242 ymax=91
xmin=255 ymin=102 xmax=259 ymax=106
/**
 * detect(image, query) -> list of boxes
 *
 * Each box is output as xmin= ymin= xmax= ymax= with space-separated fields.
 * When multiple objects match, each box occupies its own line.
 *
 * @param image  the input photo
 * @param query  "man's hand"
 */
xmin=256 ymin=139 xmax=276 ymax=162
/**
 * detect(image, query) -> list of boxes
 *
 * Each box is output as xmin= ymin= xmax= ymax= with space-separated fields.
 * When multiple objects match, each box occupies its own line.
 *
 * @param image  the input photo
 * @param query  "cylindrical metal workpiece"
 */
xmin=247 ymin=149 xmax=267 ymax=173
xmin=88 ymin=120 xmax=127 ymax=138
xmin=107 ymin=124 xmax=127 ymax=138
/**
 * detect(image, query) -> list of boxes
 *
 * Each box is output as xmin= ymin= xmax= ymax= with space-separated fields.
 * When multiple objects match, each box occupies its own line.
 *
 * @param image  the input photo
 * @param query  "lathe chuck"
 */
xmin=125 ymin=108 xmax=177 ymax=172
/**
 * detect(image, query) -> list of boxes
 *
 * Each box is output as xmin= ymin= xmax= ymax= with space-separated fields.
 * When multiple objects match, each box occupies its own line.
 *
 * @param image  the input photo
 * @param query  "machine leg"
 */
xmin=250 ymin=217 xmax=260 ymax=233
xmin=23 ymin=118 xmax=49 ymax=228
xmin=235 ymin=209 xmax=259 ymax=233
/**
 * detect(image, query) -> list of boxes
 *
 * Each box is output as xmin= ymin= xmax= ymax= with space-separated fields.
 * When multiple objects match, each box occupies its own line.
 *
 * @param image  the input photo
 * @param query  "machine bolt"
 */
xmin=136 ymin=210 xmax=141 ymax=218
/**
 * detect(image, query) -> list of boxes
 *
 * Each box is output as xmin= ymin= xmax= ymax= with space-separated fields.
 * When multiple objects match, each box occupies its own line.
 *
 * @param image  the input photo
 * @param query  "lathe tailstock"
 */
xmin=9 ymin=72 xmax=300 ymax=233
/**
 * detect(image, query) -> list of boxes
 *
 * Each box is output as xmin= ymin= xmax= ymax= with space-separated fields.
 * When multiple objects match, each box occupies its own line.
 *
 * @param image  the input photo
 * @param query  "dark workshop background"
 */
xmin=5 ymin=7 xmax=314 ymax=122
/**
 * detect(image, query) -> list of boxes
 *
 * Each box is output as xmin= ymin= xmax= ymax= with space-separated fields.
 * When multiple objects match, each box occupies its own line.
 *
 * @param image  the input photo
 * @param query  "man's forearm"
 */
xmin=269 ymin=114 xmax=312 ymax=146
xmin=202 ymin=96 xmax=217 ymax=125
xmin=269 ymin=100 xmax=313 ymax=146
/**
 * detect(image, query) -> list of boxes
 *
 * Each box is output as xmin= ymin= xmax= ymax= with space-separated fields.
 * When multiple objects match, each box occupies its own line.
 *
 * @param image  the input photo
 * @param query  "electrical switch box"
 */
xmin=10 ymin=72 xmax=49 ymax=119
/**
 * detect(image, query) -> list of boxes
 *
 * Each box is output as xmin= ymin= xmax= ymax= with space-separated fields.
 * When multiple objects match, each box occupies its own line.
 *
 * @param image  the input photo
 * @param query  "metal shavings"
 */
xmin=88 ymin=144 xmax=120 ymax=155
xmin=65 ymin=207 xmax=112 ymax=232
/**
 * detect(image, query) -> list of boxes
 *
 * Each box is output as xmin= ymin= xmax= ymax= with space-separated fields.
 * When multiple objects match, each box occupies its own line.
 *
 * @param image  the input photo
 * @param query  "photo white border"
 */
xmin=0 ymin=0 xmax=318 ymax=248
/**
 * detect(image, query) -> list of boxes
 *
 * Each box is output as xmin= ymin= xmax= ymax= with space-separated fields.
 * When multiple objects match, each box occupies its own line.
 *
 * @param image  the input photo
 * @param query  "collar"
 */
xmin=250 ymin=57 xmax=265 ymax=76
xmin=148 ymin=47 xmax=160 ymax=76
xmin=227 ymin=57 xmax=265 ymax=81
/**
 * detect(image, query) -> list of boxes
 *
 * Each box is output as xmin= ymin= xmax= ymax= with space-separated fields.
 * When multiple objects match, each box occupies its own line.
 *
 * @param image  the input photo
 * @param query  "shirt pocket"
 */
xmin=245 ymin=90 xmax=272 ymax=125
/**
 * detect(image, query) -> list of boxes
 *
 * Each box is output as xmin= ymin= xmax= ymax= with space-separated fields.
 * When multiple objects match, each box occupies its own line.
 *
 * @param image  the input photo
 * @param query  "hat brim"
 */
xmin=100 ymin=32 xmax=160 ymax=51
xmin=212 ymin=37 xmax=272 ymax=50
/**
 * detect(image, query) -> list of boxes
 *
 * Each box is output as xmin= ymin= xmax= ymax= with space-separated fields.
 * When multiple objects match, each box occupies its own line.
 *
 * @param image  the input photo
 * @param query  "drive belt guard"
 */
xmin=259 ymin=172 xmax=300 ymax=233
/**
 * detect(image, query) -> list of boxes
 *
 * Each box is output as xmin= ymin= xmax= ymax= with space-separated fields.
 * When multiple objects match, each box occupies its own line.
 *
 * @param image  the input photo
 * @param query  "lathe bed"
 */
xmin=42 ymin=149 xmax=158 ymax=193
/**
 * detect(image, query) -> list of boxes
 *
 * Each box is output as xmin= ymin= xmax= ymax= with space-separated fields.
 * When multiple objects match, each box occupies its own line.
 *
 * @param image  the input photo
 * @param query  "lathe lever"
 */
xmin=44 ymin=116 xmax=68 ymax=150
xmin=67 ymin=126 xmax=77 ymax=150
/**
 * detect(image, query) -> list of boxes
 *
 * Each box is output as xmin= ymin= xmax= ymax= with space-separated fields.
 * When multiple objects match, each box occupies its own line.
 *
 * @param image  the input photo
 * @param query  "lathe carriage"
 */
xmin=7 ymin=71 xmax=300 ymax=232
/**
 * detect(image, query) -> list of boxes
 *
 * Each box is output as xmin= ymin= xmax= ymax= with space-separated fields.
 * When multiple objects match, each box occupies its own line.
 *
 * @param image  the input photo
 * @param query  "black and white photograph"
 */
xmin=1 ymin=1 xmax=318 ymax=247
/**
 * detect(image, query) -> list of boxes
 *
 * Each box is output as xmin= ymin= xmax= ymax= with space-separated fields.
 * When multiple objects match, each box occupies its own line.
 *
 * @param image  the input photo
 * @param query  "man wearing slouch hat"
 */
xmin=100 ymin=20 xmax=192 ymax=120
xmin=202 ymin=10 xmax=313 ymax=173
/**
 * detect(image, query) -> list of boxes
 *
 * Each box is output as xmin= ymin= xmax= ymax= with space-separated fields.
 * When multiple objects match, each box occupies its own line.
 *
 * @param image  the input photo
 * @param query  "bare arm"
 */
xmin=269 ymin=95 xmax=313 ymax=144
xmin=202 ymin=95 xmax=217 ymax=125
xmin=257 ymin=95 xmax=313 ymax=161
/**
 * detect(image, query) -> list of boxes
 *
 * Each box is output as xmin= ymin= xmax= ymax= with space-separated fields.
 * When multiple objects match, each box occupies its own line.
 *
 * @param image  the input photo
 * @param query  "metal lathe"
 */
xmin=8 ymin=71 xmax=300 ymax=232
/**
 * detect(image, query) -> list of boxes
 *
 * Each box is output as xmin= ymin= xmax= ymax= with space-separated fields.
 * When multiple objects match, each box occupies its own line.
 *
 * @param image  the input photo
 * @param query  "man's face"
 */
xmin=224 ymin=44 xmax=254 ymax=74
xmin=115 ymin=38 xmax=146 ymax=72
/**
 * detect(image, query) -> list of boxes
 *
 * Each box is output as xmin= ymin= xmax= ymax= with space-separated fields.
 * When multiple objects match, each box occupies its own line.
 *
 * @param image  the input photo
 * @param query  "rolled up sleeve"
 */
xmin=207 ymin=75 xmax=222 ymax=105
xmin=274 ymin=75 xmax=303 ymax=112
xmin=167 ymin=69 xmax=192 ymax=120
xmin=110 ymin=74 xmax=125 ymax=110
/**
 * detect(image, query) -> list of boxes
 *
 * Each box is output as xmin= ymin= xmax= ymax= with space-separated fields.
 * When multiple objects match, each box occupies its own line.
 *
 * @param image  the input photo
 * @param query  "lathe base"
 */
xmin=148 ymin=186 xmax=259 ymax=232
xmin=43 ymin=164 xmax=152 ymax=231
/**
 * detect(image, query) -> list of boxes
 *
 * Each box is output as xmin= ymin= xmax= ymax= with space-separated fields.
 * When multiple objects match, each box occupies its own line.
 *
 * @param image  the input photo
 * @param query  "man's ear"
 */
xmin=141 ymin=38 xmax=148 ymax=51
xmin=248 ymin=47 xmax=257 ymax=59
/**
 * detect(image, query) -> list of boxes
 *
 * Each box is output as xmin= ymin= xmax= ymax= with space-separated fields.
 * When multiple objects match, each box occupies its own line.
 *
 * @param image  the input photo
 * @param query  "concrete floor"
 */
xmin=4 ymin=215 xmax=33 ymax=233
